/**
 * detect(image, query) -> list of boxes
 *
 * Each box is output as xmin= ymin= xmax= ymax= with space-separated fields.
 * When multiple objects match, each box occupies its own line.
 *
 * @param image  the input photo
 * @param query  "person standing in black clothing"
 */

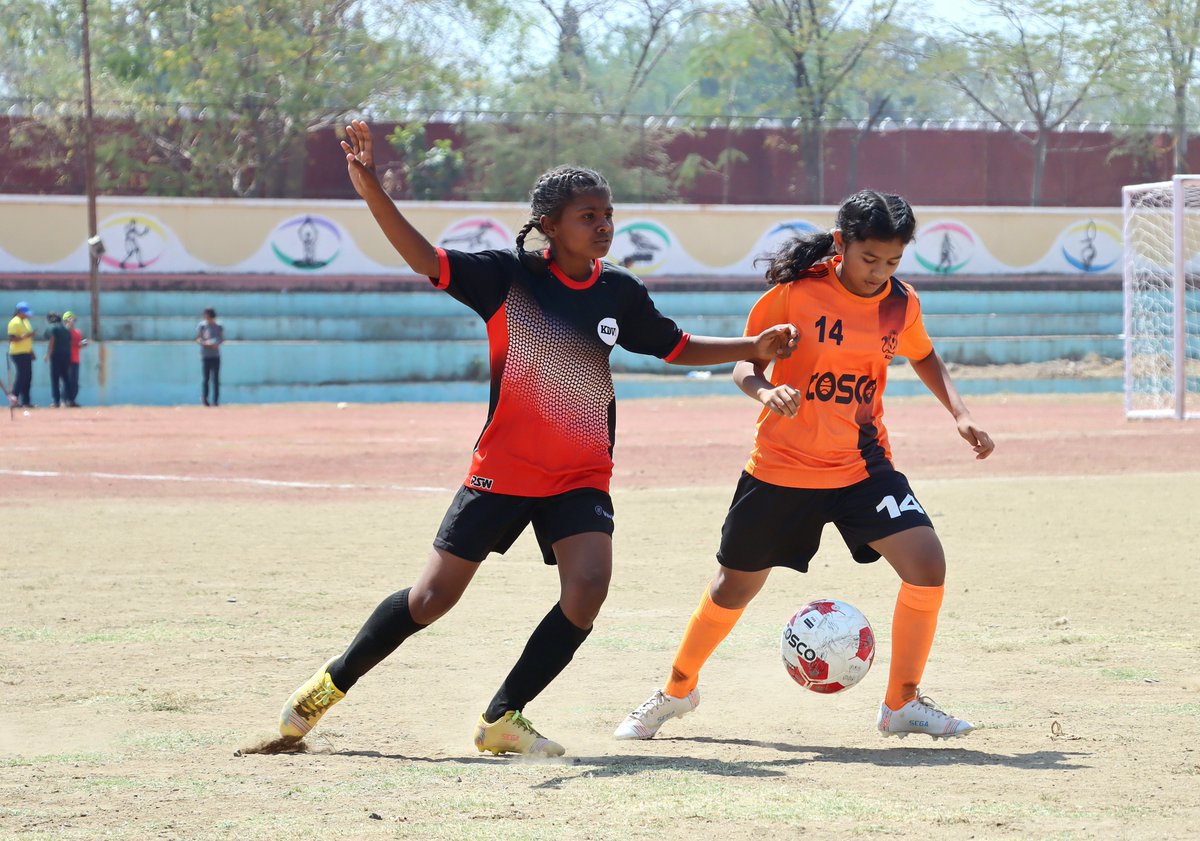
xmin=195 ymin=308 xmax=223 ymax=406
xmin=44 ymin=312 xmax=72 ymax=408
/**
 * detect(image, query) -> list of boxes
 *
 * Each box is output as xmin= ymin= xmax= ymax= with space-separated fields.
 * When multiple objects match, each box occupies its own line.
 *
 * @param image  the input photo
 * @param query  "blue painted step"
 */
xmin=79 ymin=311 xmax=1124 ymax=343
xmin=93 ymin=337 xmax=1124 ymax=390
xmin=92 ymin=374 xmax=1123 ymax=407
xmin=17 ymin=288 xmax=1126 ymax=320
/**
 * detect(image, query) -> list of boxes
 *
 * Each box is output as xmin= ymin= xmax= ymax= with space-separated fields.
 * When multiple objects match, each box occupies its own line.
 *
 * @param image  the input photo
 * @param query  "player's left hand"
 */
xmin=758 ymin=383 xmax=802 ymax=417
xmin=341 ymin=119 xmax=382 ymax=199
xmin=754 ymin=323 xmax=798 ymax=360
xmin=956 ymin=414 xmax=994 ymax=459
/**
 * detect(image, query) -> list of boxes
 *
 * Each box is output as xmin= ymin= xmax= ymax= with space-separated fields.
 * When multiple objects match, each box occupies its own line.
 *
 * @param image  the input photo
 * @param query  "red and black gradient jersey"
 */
xmin=432 ymin=247 xmax=690 ymax=497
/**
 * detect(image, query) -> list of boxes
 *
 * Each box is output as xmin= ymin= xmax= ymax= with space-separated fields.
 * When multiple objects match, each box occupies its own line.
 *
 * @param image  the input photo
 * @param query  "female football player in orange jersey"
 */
xmin=274 ymin=120 xmax=798 ymax=758
xmin=615 ymin=190 xmax=994 ymax=742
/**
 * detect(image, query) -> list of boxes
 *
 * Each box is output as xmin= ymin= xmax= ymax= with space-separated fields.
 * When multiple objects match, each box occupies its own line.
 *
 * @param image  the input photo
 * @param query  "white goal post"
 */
xmin=1122 ymin=175 xmax=1200 ymax=420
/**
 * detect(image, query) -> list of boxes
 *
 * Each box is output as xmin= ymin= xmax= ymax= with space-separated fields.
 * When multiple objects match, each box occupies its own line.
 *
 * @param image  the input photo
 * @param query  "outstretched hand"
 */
xmin=340 ymin=119 xmax=380 ymax=199
xmin=753 ymin=323 xmax=799 ymax=360
xmin=956 ymin=414 xmax=995 ymax=460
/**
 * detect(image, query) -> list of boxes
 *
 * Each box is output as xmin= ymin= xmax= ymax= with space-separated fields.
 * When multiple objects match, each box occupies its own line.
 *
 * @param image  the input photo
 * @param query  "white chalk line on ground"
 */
xmin=629 ymin=470 xmax=1200 ymax=494
xmin=0 ymin=468 xmax=449 ymax=493
xmin=5 ymin=468 xmax=1195 ymax=496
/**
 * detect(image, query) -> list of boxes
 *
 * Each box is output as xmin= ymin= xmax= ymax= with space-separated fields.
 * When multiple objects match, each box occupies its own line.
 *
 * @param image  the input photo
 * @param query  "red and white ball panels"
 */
xmin=781 ymin=599 xmax=875 ymax=694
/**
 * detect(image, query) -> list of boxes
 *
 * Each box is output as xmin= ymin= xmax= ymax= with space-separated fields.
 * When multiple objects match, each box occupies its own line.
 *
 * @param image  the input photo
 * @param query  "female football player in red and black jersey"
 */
xmin=277 ymin=120 xmax=798 ymax=756
xmin=614 ymin=191 xmax=994 ymax=743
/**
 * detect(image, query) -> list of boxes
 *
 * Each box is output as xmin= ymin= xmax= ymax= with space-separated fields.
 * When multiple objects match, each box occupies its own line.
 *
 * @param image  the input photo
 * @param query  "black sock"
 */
xmin=484 ymin=603 xmax=591 ymax=723
xmin=327 ymin=588 xmax=427 ymax=691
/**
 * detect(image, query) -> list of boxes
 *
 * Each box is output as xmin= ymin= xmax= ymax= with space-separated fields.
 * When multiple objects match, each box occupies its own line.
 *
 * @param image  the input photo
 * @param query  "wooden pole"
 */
xmin=81 ymin=0 xmax=102 ymax=344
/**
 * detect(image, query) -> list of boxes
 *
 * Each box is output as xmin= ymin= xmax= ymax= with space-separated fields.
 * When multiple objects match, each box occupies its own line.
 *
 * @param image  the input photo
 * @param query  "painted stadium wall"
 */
xmin=0 ymin=196 xmax=1125 ymax=278
xmin=4 ymin=282 xmax=1124 ymax=407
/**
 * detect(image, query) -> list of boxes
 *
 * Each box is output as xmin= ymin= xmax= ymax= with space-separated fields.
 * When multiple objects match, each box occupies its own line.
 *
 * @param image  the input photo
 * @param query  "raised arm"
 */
xmin=341 ymin=119 xmax=440 ymax=279
xmin=667 ymin=323 xmax=797 ymax=367
xmin=910 ymin=349 xmax=994 ymax=460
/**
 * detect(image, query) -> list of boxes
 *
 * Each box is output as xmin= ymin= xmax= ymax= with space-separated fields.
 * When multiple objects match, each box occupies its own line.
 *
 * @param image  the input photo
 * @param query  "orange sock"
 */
xmin=663 ymin=588 xmax=744 ymax=697
xmin=884 ymin=582 xmax=945 ymax=711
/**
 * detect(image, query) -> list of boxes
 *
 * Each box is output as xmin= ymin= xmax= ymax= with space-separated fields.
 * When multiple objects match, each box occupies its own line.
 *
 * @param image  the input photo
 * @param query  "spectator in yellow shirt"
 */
xmin=7 ymin=301 xmax=36 ymax=408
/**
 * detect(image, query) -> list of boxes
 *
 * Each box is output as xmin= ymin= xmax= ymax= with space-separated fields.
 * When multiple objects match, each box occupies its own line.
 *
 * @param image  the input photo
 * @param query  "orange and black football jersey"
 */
xmin=743 ymin=256 xmax=934 ymax=489
xmin=433 ymin=247 xmax=689 ymax=497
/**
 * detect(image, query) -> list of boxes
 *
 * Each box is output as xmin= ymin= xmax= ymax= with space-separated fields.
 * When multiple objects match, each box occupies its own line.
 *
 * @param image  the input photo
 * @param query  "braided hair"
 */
xmin=515 ymin=165 xmax=610 ymax=268
xmin=760 ymin=191 xmax=916 ymax=286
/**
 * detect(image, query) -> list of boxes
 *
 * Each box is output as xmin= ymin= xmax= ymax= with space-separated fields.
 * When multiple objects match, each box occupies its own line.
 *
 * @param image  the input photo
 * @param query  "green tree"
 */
xmin=464 ymin=1 xmax=702 ymax=202
xmin=464 ymin=103 xmax=673 ymax=202
xmin=540 ymin=0 xmax=592 ymax=84
xmin=0 ymin=2 xmax=82 ymax=101
xmin=596 ymin=0 xmax=705 ymax=116
xmin=1125 ymin=0 xmax=1200 ymax=174
xmin=832 ymin=26 xmax=978 ymax=195
xmin=386 ymin=124 xmax=465 ymax=199
xmin=682 ymin=20 xmax=794 ymax=116
xmin=674 ymin=147 xmax=749 ymax=203
xmin=1 ymin=0 xmax=501 ymax=197
xmin=742 ymin=0 xmax=900 ymax=202
xmin=672 ymin=2 xmax=903 ymax=201
xmin=929 ymin=0 xmax=1127 ymax=205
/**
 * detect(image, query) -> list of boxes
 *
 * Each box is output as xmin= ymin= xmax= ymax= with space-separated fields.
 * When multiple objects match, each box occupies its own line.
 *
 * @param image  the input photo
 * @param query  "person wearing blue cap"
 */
xmin=7 ymin=302 xmax=36 ymax=408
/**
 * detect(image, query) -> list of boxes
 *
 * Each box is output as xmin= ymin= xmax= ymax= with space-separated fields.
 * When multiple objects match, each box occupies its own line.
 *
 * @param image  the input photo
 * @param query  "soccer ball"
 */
xmin=780 ymin=599 xmax=875 ymax=694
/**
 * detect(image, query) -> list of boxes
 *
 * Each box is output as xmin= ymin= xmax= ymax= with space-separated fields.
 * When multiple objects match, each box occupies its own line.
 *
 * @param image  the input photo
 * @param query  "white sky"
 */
xmin=922 ymin=0 xmax=978 ymax=26
xmin=918 ymin=0 xmax=1025 ymax=31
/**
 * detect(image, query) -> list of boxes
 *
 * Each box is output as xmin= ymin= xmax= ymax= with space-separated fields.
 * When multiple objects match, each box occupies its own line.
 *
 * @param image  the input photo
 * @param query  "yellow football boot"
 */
xmin=473 ymin=710 xmax=565 ymax=757
xmin=279 ymin=658 xmax=345 ymax=738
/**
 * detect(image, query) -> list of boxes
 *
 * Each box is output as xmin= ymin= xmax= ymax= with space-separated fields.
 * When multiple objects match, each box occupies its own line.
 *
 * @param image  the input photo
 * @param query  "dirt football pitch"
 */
xmin=2 ymin=393 xmax=1199 ymax=840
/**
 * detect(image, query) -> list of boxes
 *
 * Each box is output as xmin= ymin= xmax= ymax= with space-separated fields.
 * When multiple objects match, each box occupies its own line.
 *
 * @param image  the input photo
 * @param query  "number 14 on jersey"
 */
xmin=815 ymin=316 xmax=844 ymax=345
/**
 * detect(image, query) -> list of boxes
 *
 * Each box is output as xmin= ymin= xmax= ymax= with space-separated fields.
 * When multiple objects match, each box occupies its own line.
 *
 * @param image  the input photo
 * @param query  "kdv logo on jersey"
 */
xmin=806 ymin=372 xmax=878 ymax=404
xmin=597 ymin=317 xmax=619 ymax=346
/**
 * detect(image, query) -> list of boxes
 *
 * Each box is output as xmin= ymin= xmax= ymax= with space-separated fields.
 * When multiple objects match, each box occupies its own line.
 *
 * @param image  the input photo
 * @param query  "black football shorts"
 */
xmin=716 ymin=470 xmax=935 ymax=573
xmin=434 ymin=485 xmax=615 ymax=565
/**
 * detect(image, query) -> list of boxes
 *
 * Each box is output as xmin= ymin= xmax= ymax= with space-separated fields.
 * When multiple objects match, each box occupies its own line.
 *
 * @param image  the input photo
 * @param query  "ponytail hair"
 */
xmin=760 ymin=190 xmax=916 ymax=286
xmin=760 ymin=231 xmax=837 ymax=287
xmin=516 ymin=164 xmax=610 ymax=269
xmin=514 ymin=220 xmax=540 ymax=263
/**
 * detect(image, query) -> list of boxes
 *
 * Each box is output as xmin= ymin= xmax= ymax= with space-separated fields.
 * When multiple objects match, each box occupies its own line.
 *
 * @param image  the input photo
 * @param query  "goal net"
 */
xmin=1122 ymin=175 xmax=1200 ymax=419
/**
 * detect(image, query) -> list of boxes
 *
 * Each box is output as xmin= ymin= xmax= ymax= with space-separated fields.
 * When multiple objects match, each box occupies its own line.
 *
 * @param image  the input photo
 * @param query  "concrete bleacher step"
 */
xmin=90 ymin=370 xmax=1124 ymax=407
xmin=85 ymin=311 xmax=1124 ymax=344
xmin=924 ymin=335 xmax=1123 ymax=365
xmin=95 ymin=315 xmax=488 ymax=342
xmin=32 ymin=287 xmax=1125 ymax=321
xmin=90 ymin=333 xmax=1122 ymax=407
xmin=922 ymin=313 xmax=1122 ymax=337
xmin=16 ymin=285 xmax=1129 ymax=405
